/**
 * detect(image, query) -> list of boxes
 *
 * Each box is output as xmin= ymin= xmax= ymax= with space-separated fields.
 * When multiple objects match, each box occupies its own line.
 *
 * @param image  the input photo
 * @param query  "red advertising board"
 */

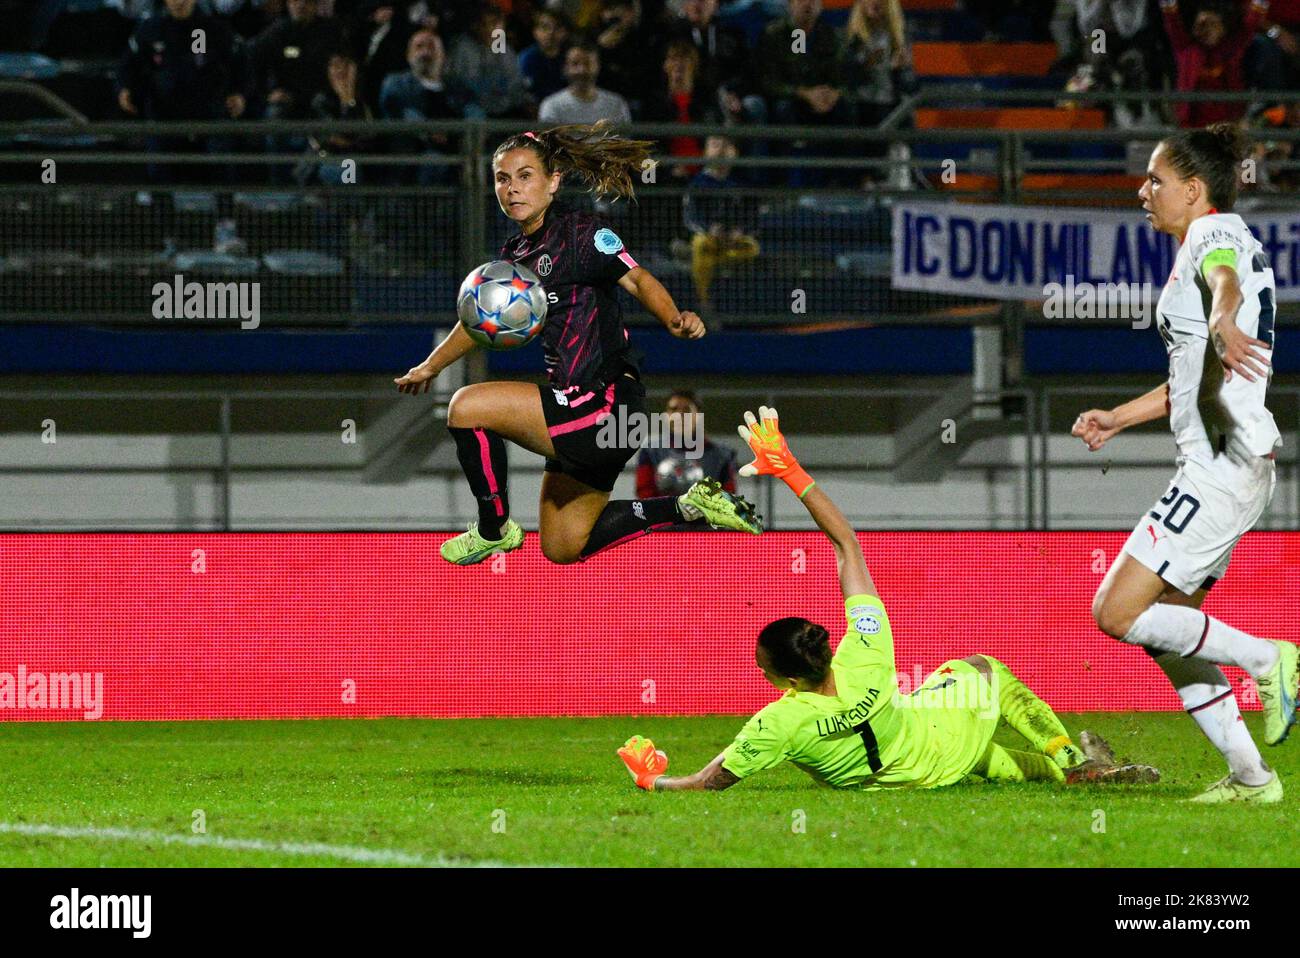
xmin=2 ymin=532 xmax=1294 ymax=721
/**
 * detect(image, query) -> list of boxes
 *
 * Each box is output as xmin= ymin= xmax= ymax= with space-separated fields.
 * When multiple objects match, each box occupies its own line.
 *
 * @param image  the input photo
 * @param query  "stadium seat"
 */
xmin=915 ymin=108 xmax=1106 ymax=129
xmin=262 ymin=251 xmax=345 ymax=277
xmin=173 ymin=192 xmax=218 ymax=214
xmin=0 ymin=53 xmax=60 ymax=80
xmin=911 ymin=43 xmax=1059 ymax=77
xmin=173 ymin=251 xmax=260 ymax=276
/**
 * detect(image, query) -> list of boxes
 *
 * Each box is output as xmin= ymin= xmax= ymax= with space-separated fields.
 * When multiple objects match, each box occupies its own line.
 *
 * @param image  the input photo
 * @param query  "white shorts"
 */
xmin=1123 ymin=454 xmax=1276 ymax=595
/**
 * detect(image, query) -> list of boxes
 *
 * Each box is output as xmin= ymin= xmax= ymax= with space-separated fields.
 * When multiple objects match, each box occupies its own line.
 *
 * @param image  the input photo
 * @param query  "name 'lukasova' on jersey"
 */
xmin=1155 ymin=212 xmax=1281 ymax=462
xmin=500 ymin=200 xmax=643 ymax=389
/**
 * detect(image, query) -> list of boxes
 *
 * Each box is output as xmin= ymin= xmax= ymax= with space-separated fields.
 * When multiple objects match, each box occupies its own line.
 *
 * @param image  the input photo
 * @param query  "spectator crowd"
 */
xmin=11 ymin=0 xmax=1300 ymax=187
xmin=1051 ymin=0 xmax=1299 ymax=130
xmin=34 ymin=0 xmax=920 ymax=188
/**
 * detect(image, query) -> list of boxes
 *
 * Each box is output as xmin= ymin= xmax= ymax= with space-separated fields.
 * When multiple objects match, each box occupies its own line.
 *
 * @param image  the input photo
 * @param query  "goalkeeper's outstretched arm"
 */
xmin=798 ymin=484 xmax=876 ymax=601
xmin=617 ymin=738 xmax=738 ymax=792
xmin=738 ymin=406 xmax=875 ymax=601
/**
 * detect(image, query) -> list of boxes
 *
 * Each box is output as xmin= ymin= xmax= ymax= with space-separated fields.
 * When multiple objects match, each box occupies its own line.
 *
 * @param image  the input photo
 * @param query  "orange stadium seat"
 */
xmin=911 ymin=42 xmax=1059 ymax=77
xmin=915 ymin=108 xmax=1107 ymax=129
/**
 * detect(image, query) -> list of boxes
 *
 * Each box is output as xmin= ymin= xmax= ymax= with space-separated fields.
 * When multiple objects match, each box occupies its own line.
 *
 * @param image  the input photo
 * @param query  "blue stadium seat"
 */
xmin=173 ymin=191 xmax=218 ymax=214
xmin=233 ymin=192 xmax=308 ymax=214
xmin=262 ymin=250 xmax=345 ymax=276
xmin=834 ymin=249 xmax=892 ymax=278
xmin=0 ymin=53 xmax=61 ymax=80
xmin=173 ymin=251 xmax=260 ymax=275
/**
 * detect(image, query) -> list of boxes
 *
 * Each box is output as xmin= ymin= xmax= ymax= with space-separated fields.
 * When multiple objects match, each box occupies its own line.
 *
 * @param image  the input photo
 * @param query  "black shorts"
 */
xmin=540 ymin=374 xmax=647 ymax=493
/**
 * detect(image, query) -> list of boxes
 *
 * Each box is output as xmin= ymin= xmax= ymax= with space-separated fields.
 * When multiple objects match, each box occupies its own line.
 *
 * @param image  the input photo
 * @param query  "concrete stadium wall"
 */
xmin=1 ymin=432 xmax=1296 ymax=531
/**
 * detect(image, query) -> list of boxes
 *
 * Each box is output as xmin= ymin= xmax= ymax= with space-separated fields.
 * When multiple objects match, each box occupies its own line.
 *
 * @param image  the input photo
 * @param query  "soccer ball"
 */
xmin=456 ymin=260 xmax=548 ymax=350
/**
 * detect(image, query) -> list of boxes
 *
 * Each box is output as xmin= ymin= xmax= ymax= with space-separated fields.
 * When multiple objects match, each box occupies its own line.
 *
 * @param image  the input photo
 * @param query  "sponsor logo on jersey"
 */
xmin=552 ymin=389 xmax=569 ymax=407
xmin=536 ymin=253 xmax=552 ymax=276
xmin=593 ymin=228 xmax=623 ymax=254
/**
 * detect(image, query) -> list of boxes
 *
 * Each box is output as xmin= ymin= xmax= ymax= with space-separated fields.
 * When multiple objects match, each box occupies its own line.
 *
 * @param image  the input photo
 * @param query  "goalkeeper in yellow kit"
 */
xmin=618 ymin=407 xmax=1161 ymax=792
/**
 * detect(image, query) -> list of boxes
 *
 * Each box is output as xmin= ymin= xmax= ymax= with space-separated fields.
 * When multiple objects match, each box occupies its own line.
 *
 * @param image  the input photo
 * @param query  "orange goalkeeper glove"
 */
xmin=617 ymin=735 xmax=669 ymax=790
xmin=737 ymin=405 xmax=815 ymax=498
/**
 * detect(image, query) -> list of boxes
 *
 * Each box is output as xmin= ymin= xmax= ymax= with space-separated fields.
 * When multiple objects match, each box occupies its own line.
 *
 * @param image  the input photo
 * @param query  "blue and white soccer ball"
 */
xmin=456 ymin=260 xmax=548 ymax=351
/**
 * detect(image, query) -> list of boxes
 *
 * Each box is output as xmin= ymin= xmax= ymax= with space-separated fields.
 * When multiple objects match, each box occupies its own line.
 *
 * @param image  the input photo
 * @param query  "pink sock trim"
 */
xmin=474 ymin=428 xmax=505 ymax=517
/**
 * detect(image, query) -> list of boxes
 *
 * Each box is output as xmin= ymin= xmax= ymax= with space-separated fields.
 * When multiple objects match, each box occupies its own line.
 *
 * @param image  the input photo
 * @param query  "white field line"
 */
xmin=0 ymin=822 xmax=531 ymax=868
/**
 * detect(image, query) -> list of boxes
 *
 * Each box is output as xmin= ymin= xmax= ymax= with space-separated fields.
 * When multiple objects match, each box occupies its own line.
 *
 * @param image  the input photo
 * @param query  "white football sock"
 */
xmin=1123 ymin=604 xmax=1280 ymax=677
xmin=1148 ymin=651 xmax=1271 ymax=786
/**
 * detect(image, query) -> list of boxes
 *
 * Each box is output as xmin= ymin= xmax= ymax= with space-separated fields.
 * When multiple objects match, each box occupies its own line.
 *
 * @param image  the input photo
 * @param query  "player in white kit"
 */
xmin=1073 ymin=124 xmax=1299 ymax=804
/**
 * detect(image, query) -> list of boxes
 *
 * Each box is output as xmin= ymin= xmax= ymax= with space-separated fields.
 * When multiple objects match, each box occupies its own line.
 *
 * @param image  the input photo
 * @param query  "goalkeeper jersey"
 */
xmin=720 ymin=595 xmax=996 ymax=789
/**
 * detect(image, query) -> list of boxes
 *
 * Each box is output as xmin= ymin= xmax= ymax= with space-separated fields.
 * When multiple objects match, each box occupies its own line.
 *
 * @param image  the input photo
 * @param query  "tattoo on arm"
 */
xmin=699 ymin=764 xmax=740 ymax=791
xmin=652 ymin=757 xmax=740 ymax=791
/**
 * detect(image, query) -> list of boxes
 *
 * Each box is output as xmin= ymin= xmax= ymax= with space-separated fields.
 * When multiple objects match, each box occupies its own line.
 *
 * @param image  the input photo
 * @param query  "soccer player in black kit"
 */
xmin=395 ymin=122 xmax=763 ymax=565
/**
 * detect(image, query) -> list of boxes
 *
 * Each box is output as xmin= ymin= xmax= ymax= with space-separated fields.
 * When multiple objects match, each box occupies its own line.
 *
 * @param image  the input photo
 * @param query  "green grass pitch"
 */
xmin=0 ymin=712 xmax=1293 ymax=867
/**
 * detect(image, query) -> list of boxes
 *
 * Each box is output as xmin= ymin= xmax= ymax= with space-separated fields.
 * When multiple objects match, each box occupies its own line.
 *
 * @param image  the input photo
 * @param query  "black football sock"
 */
xmin=448 ymin=426 xmax=510 ymax=540
xmin=578 ymin=497 xmax=681 ymax=560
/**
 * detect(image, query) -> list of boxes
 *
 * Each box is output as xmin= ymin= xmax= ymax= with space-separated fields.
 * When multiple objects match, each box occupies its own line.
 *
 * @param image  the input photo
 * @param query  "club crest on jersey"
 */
xmin=535 ymin=253 xmax=552 ymax=276
xmin=594 ymin=228 xmax=623 ymax=254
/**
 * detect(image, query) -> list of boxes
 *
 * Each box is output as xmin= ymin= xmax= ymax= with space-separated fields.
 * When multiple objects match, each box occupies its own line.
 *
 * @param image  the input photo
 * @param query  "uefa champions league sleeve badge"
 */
xmin=594 ymin=228 xmax=623 ymax=254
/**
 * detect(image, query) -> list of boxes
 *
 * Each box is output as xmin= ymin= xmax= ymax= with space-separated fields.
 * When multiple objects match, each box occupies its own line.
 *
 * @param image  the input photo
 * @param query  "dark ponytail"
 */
xmin=492 ymin=119 xmax=656 ymax=202
xmin=758 ymin=617 xmax=833 ymax=684
xmin=1161 ymin=122 xmax=1251 ymax=211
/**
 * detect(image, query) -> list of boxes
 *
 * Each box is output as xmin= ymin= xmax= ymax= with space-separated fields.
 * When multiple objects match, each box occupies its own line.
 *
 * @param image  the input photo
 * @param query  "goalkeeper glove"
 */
xmin=617 ymin=735 xmax=669 ymax=790
xmin=737 ymin=405 xmax=815 ymax=498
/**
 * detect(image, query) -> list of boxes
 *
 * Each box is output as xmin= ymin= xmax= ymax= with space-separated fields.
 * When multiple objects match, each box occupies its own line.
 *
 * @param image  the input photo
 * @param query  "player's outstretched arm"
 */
xmin=738 ymin=406 xmax=876 ymax=601
xmin=394 ymin=322 xmax=479 ymax=394
xmin=618 ymin=267 xmax=704 ymax=340
xmin=617 ymin=738 xmax=738 ymax=792
xmin=1071 ymin=382 xmax=1170 ymax=452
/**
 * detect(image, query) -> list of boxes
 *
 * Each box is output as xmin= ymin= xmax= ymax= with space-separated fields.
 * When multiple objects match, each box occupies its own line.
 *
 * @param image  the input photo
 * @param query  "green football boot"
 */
xmin=440 ymin=518 xmax=524 ymax=565
xmin=1257 ymin=640 xmax=1299 ymax=746
xmin=1187 ymin=770 xmax=1283 ymax=805
xmin=678 ymin=478 xmax=763 ymax=534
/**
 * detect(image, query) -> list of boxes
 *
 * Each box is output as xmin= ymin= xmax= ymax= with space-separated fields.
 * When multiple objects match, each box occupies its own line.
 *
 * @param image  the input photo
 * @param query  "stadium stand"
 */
xmin=1 ymin=0 xmax=1296 ymax=531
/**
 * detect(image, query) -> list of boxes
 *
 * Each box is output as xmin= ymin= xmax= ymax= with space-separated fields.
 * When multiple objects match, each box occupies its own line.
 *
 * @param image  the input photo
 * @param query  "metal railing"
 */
xmin=1 ymin=382 xmax=1295 ymax=531
xmin=2 ymin=114 xmax=1297 ymax=333
xmin=1037 ymin=385 xmax=1300 ymax=530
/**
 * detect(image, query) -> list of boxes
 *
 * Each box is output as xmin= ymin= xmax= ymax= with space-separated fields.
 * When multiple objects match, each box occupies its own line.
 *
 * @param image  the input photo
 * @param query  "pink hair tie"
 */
xmin=523 ymin=131 xmax=538 ymax=140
